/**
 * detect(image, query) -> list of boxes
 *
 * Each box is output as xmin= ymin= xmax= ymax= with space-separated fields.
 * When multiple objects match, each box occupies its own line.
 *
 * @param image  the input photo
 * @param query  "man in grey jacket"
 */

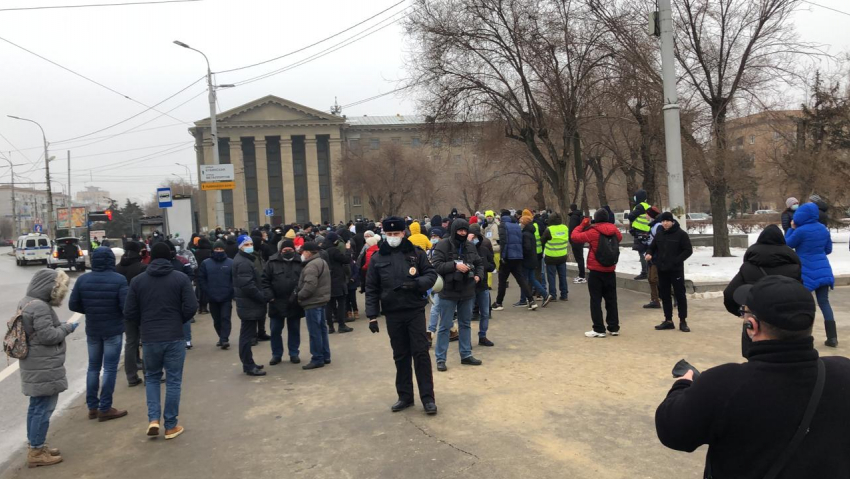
xmin=17 ymin=269 xmax=77 ymax=468
xmin=297 ymin=241 xmax=332 ymax=370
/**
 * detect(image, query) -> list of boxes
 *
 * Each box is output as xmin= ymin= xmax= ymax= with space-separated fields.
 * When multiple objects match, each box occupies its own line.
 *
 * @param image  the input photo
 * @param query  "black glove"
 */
xmin=369 ymin=319 xmax=380 ymax=334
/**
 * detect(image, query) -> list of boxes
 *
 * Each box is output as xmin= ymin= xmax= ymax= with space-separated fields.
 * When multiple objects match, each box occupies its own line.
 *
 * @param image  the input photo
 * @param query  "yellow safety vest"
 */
xmin=533 ymin=223 xmax=543 ymax=254
xmin=544 ymin=224 xmax=569 ymax=258
xmin=632 ymin=202 xmax=651 ymax=232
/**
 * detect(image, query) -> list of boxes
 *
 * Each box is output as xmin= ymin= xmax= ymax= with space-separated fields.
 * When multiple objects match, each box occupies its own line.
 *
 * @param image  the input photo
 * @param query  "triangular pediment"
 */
xmin=194 ymin=95 xmax=344 ymax=126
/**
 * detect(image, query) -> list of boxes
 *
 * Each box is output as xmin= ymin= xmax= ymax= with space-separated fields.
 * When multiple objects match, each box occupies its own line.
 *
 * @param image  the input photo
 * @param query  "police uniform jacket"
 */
xmin=365 ymin=238 xmax=436 ymax=318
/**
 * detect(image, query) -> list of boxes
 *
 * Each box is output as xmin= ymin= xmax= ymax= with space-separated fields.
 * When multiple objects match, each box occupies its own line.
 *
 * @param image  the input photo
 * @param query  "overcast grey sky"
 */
xmin=0 ymin=0 xmax=847 ymax=205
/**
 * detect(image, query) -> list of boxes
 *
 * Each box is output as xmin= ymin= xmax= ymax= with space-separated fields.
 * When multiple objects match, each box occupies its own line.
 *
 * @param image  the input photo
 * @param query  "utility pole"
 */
xmin=657 ymin=0 xmax=687 ymax=229
xmin=67 ymin=150 xmax=71 ymax=207
xmin=8 ymin=116 xmax=55 ymax=237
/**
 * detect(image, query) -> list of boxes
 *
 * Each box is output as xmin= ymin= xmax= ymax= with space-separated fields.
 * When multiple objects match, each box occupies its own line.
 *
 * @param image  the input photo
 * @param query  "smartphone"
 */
xmin=672 ymin=359 xmax=701 ymax=380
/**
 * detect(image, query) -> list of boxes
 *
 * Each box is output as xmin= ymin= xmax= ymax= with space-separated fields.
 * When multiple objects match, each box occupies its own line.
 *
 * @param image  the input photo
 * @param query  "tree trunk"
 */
xmin=624 ymin=170 xmax=638 ymax=211
xmin=534 ymin=179 xmax=546 ymax=211
xmin=708 ymin=181 xmax=731 ymax=257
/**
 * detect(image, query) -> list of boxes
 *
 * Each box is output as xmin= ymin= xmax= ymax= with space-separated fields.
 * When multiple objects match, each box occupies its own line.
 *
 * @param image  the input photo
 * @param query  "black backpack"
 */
xmin=594 ymin=228 xmax=620 ymax=267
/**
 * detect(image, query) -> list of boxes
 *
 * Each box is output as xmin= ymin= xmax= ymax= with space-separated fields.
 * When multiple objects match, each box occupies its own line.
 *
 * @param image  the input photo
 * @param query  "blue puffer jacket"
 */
xmin=501 ymin=215 xmax=523 ymax=260
xmin=69 ymin=247 xmax=128 ymax=338
xmin=785 ymin=202 xmax=834 ymax=291
xmin=198 ymin=254 xmax=234 ymax=302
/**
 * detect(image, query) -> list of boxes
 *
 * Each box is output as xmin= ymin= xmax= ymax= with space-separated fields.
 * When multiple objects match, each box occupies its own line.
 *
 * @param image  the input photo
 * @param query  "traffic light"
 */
xmin=89 ymin=210 xmax=112 ymax=222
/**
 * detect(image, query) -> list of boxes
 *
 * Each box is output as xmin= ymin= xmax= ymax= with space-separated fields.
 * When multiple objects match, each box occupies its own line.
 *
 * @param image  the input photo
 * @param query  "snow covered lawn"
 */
xmin=608 ymin=230 xmax=850 ymax=283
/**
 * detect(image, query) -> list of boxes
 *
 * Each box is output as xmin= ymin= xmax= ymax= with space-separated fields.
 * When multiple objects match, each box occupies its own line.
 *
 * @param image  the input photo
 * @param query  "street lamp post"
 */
xmin=173 ymin=40 xmax=228 ymax=227
xmin=175 ymin=162 xmax=193 ymax=190
xmin=8 ymin=115 xmax=54 ymax=237
xmin=171 ymin=173 xmax=187 ymax=195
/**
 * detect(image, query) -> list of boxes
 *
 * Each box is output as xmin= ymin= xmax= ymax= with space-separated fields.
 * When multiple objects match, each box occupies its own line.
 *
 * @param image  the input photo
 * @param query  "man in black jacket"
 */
xmin=566 ymin=205 xmax=586 ymax=284
xmin=117 ymin=241 xmax=146 ymax=386
xmin=655 ymin=276 xmax=850 ymax=479
xmin=646 ymin=212 xmax=693 ymax=332
xmin=469 ymin=224 xmax=496 ymax=346
xmin=262 ymin=239 xmax=304 ymax=365
xmin=366 ymin=217 xmax=438 ymax=415
xmin=431 ymin=218 xmax=485 ymax=372
xmin=322 ymin=232 xmax=353 ymax=334
xmin=124 ymin=242 xmax=197 ymax=439
xmin=232 ymin=235 xmax=267 ymax=376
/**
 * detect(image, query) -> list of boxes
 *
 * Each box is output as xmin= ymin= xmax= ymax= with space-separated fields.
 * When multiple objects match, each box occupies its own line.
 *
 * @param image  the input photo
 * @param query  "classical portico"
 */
xmin=190 ymin=95 xmax=347 ymax=229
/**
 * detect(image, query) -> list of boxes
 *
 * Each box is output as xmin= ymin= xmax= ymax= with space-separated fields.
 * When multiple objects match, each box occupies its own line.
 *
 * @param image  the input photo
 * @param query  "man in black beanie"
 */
xmin=366 ymin=216 xmax=438 ymax=415
xmin=646 ymin=211 xmax=693 ymax=332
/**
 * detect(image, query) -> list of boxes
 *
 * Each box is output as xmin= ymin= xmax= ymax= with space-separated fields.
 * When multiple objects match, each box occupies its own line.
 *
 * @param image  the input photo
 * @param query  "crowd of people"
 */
xmin=9 ymin=190 xmax=847 ymax=475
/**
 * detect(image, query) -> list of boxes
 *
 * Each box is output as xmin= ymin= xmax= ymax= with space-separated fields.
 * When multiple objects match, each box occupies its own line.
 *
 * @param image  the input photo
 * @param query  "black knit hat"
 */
xmin=593 ymin=209 xmax=609 ymax=223
xmin=382 ymin=216 xmax=406 ymax=232
xmin=151 ymin=242 xmax=171 ymax=260
xmin=302 ymin=241 xmax=319 ymax=252
xmin=280 ymin=239 xmax=295 ymax=250
xmin=658 ymin=211 xmax=675 ymax=222
xmin=124 ymin=241 xmax=141 ymax=253
xmin=734 ymin=276 xmax=815 ymax=331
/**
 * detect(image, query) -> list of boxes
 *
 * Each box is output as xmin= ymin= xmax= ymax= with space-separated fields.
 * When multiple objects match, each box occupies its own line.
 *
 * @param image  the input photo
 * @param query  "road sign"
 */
xmin=265 ymin=208 xmax=274 ymax=217
xmin=157 ymin=187 xmax=173 ymax=208
xmin=201 ymin=181 xmax=235 ymax=191
xmin=200 ymin=164 xmax=234 ymax=182
xmin=33 ymin=224 xmax=42 ymax=233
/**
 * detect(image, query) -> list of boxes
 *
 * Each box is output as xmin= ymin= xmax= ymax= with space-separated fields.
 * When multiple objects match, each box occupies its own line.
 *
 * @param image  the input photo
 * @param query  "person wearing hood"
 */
xmin=124 ymin=242 xmax=197 ymax=440
xmin=786 ymin=202 xmax=837 ymax=347
xmin=431 ymin=218 xmax=486 ymax=372
xmin=493 ymin=212 xmax=538 ymax=312
xmin=224 ymin=234 xmax=239 ymax=259
xmin=69 ymin=247 xmax=129 ymax=423
xmin=572 ymin=209 xmax=624 ymax=338
xmin=198 ymin=240 xmax=234 ymax=350
xmin=808 ymin=194 xmax=829 ymax=226
xmin=262 ymin=239 xmax=305 ymax=365
xmin=429 ymin=215 xmax=443 ymax=237
xmin=566 ymin=205 xmax=586 ymax=284
xmin=781 ymin=197 xmax=799 ymax=233
xmin=365 ymin=217 xmax=438 ymax=415
xmin=322 ymin=231 xmax=354 ymax=334
xmin=541 ymin=212 xmax=570 ymax=301
xmin=469 ymin=223 xmax=496 ymax=347
xmin=628 ymin=189 xmax=653 ymax=280
xmin=232 ymin=235 xmax=268 ymax=376
xmin=17 ymin=269 xmax=77 ymax=468
xmin=723 ymin=225 xmax=802 ymax=357
xmin=194 ymin=238 xmax=213 ymax=314
xmin=408 ymin=221 xmax=431 ymax=251
xmin=519 ymin=216 xmax=552 ymax=306
xmin=117 ymin=241 xmax=147 ymax=386
xmin=646 ymin=212 xmax=694 ymax=332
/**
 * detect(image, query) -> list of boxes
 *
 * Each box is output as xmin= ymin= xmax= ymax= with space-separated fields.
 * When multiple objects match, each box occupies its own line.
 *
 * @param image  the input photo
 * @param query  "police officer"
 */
xmin=366 ymin=216 xmax=438 ymax=415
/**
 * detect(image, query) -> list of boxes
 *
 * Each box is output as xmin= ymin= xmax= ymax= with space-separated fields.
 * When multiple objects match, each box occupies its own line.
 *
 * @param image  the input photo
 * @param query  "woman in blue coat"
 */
xmin=785 ymin=202 xmax=837 ymax=347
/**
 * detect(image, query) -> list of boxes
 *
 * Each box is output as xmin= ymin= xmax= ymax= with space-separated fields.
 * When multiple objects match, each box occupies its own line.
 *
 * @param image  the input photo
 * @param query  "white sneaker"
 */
xmin=585 ymin=331 xmax=606 ymax=338
xmin=574 ymin=277 xmax=587 ymax=284
xmin=610 ymin=331 xmax=620 ymax=336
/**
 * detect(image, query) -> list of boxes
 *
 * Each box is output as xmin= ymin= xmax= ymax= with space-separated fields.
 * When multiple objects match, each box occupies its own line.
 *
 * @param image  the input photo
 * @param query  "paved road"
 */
xmin=0 ymin=246 xmax=89 ymax=472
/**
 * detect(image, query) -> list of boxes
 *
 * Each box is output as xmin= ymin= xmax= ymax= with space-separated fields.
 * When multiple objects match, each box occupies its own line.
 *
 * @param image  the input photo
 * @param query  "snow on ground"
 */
xmin=601 ymin=228 xmax=850 ymax=283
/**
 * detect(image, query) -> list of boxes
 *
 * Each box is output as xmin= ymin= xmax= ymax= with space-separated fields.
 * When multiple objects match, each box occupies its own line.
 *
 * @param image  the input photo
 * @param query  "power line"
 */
xmin=15 ymin=121 xmax=189 ymax=151
xmin=216 ymin=0 xmax=406 ymax=74
xmin=230 ymin=6 xmax=413 ymax=88
xmin=0 ymin=0 xmax=202 ymax=12
xmin=801 ymin=0 xmax=850 ymax=17
xmin=0 ymin=35 xmax=189 ymax=125
xmin=50 ymin=140 xmax=191 ymax=160
xmin=340 ymin=86 xmax=410 ymax=110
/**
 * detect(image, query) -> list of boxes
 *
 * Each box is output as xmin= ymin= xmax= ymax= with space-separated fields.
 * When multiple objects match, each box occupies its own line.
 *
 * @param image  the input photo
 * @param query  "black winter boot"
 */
xmin=824 ymin=321 xmax=838 ymax=348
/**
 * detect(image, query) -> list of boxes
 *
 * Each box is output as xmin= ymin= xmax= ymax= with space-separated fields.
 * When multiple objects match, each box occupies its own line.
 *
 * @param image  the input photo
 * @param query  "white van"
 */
xmin=16 ymin=233 xmax=51 ymax=265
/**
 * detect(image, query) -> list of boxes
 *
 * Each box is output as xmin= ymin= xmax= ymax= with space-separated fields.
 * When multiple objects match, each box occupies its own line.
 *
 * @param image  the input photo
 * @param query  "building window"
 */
xmin=349 ymin=139 xmax=360 ymax=149
xmin=392 ymin=138 xmax=401 ymax=145
xmin=370 ymin=138 xmax=380 ymax=150
xmin=295 ymin=183 xmax=307 ymax=200
xmin=319 ymin=184 xmax=330 ymax=199
xmin=749 ymin=135 xmax=755 ymax=144
xmin=352 ymin=195 xmax=362 ymax=206
xmin=411 ymin=137 xmax=421 ymax=147
xmin=452 ymin=137 xmax=463 ymax=146
xmin=432 ymin=138 xmax=442 ymax=148
xmin=773 ymin=131 xmax=782 ymax=140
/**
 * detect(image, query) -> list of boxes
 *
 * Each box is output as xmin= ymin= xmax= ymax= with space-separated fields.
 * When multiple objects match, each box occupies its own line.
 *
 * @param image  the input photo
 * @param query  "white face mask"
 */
xmin=301 ymin=254 xmax=308 ymax=262
xmin=386 ymin=236 xmax=402 ymax=248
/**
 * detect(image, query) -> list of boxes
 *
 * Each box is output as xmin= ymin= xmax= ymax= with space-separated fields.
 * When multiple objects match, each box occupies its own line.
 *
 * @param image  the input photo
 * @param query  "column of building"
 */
xmin=304 ymin=137 xmax=322 ymax=223
xmin=230 ymin=138 xmax=248 ymax=227
xmin=328 ymin=136 xmax=346 ymax=224
xmin=254 ymin=137 xmax=271 ymax=222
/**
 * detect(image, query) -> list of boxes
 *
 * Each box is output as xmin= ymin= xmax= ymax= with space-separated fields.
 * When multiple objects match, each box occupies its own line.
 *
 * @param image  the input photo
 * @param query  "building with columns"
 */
xmin=190 ymin=95 xmax=490 ymax=229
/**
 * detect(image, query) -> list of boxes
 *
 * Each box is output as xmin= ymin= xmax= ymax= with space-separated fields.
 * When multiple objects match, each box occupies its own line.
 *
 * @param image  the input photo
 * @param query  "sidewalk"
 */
xmin=2 ymin=285 xmax=848 ymax=479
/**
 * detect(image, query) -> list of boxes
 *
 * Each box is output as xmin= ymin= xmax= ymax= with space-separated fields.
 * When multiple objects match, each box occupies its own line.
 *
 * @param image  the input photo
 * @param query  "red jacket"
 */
xmin=570 ymin=219 xmax=623 ymax=273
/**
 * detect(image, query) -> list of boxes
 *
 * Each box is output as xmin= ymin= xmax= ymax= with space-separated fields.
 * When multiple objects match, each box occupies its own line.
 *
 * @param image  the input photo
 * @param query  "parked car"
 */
xmin=0 ymin=238 xmax=14 ymax=247
xmin=686 ymin=212 xmax=712 ymax=222
xmin=754 ymin=209 xmax=779 ymax=215
xmin=15 ymin=233 xmax=51 ymax=266
xmin=47 ymin=237 xmax=86 ymax=271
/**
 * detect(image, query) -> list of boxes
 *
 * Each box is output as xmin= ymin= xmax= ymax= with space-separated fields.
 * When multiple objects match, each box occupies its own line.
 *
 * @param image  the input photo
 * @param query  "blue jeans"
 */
xmin=815 ymin=286 xmax=835 ymax=322
xmin=520 ymin=268 xmax=547 ymax=302
xmin=435 ymin=296 xmax=474 ymax=362
xmin=546 ymin=263 xmax=568 ymax=299
xmin=27 ymin=394 xmax=59 ymax=448
xmin=304 ymin=307 xmax=331 ymax=364
xmin=143 ymin=340 xmax=186 ymax=430
xmin=428 ymin=295 xmax=441 ymax=333
xmin=270 ymin=316 xmax=301 ymax=359
xmin=476 ymin=290 xmax=490 ymax=338
xmin=183 ymin=321 xmax=191 ymax=343
xmin=86 ymin=334 xmax=123 ymax=412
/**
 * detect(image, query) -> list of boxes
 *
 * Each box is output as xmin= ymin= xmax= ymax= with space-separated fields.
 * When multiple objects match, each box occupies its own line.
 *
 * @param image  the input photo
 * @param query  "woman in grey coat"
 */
xmin=17 ymin=269 xmax=77 ymax=468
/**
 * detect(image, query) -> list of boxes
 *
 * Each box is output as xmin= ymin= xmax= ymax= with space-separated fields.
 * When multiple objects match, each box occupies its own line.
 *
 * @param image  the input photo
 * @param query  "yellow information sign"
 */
xmin=201 ymin=181 xmax=235 ymax=191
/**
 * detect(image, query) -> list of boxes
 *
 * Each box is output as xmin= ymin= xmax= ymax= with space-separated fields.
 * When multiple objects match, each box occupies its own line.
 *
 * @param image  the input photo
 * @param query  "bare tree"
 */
xmin=405 ymin=0 xmax=613 ymax=215
xmin=338 ymin=142 xmax=434 ymax=219
xmin=673 ymin=0 xmax=815 ymax=256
